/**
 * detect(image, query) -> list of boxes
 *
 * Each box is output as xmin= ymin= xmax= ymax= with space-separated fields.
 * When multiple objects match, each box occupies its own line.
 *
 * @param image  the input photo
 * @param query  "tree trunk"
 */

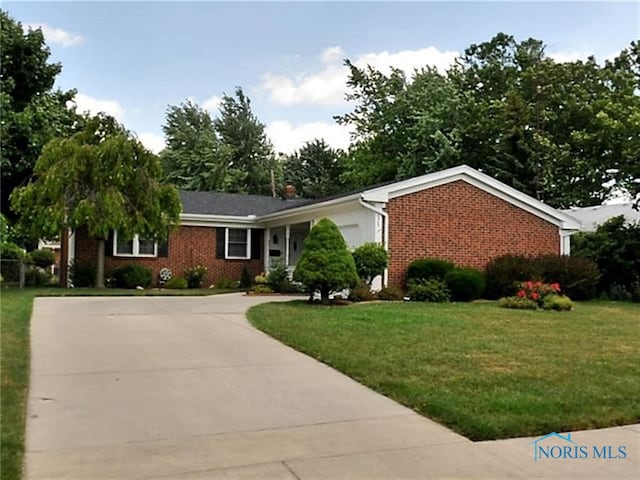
xmin=96 ymin=238 xmax=105 ymax=288
xmin=320 ymin=286 xmax=330 ymax=305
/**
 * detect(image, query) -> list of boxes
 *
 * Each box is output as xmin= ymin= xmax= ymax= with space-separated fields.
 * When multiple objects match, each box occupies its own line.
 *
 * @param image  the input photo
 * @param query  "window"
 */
xmin=225 ymin=228 xmax=250 ymax=259
xmin=113 ymin=231 xmax=157 ymax=257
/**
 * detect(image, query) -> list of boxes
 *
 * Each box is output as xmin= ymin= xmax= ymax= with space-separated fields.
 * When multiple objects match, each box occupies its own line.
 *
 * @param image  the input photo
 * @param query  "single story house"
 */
xmin=60 ymin=165 xmax=581 ymax=288
xmin=562 ymin=202 xmax=639 ymax=232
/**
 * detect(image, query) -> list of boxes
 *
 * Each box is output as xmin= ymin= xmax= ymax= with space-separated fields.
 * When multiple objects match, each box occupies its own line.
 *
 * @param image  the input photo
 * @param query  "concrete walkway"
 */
xmin=26 ymin=293 xmax=638 ymax=479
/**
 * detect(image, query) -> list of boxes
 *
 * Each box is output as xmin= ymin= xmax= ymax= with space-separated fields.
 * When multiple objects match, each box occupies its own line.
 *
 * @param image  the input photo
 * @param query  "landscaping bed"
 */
xmin=248 ymin=300 xmax=640 ymax=441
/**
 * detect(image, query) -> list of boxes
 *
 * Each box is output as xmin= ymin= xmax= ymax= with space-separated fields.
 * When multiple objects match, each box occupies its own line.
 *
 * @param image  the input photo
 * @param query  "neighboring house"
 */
xmin=60 ymin=165 xmax=581 ymax=288
xmin=562 ymin=202 xmax=639 ymax=232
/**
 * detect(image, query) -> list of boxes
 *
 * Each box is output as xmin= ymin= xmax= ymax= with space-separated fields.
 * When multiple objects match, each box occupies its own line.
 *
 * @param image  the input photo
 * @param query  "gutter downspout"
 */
xmin=359 ymin=198 xmax=389 ymax=287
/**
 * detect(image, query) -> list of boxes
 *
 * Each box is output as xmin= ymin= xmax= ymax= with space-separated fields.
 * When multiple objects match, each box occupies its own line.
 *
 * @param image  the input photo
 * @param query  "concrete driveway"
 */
xmin=26 ymin=294 xmax=638 ymax=479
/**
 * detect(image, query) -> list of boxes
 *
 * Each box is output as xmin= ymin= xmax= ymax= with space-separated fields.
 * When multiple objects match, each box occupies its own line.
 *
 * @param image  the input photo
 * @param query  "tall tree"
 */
xmin=214 ymin=87 xmax=277 ymax=195
xmin=11 ymin=115 xmax=181 ymax=288
xmin=160 ymin=101 xmax=232 ymax=191
xmin=283 ymin=139 xmax=346 ymax=198
xmin=0 ymin=10 xmax=80 ymax=219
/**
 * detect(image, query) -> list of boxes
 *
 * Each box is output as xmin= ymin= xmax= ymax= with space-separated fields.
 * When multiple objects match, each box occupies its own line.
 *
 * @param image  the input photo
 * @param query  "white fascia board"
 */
xmin=256 ymin=193 xmax=362 ymax=223
xmin=362 ymin=164 xmax=581 ymax=230
xmin=180 ymin=213 xmax=257 ymax=228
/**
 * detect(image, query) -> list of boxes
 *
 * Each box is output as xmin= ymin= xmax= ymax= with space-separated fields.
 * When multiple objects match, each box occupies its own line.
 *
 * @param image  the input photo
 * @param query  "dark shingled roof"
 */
xmin=179 ymin=190 xmax=312 ymax=216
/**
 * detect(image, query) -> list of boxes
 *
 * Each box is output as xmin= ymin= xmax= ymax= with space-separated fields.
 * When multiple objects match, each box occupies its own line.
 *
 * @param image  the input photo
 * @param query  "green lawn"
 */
xmin=0 ymin=286 xmax=239 ymax=480
xmin=248 ymin=300 xmax=640 ymax=441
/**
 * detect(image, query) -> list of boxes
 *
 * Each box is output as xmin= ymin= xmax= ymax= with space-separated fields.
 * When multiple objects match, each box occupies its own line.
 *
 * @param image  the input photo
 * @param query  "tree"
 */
xmin=352 ymin=242 xmax=388 ymax=286
xmin=293 ymin=218 xmax=358 ymax=304
xmin=214 ymin=87 xmax=277 ymax=195
xmin=11 ymin=115 xmax=181 ymax=288
xmin=0 ymin=11 xmax=81 ymax=220
xmin=160 ymin=101 xmax=232 ymax=191
xmin=283 ymin=139 xmax=346 ymax=198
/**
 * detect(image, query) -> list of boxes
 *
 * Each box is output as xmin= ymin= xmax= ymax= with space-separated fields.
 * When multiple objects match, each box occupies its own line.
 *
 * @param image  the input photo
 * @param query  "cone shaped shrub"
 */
xmin=293 ymin=218 xmax=358 ymax=304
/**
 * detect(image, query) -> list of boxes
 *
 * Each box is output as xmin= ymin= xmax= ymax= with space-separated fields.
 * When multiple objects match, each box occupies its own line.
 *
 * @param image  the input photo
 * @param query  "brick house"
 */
xmin=61 ymin=165 xmax=581 ymax=288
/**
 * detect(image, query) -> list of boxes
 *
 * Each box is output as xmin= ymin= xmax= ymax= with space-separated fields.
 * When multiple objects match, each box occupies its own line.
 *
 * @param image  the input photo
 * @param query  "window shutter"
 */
xmin=158 ymin=237 xmax=169 ymax=257
xmin=251 ymin=229 xmax=262 ymax=260
xmin=105 ymin=230 xmax=114 ymax=257
xmin=216 ymin=227 xmax=226 ymax=258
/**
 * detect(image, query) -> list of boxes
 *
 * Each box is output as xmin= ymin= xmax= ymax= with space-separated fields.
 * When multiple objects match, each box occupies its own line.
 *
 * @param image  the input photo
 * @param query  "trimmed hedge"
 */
xmin=113 ymin=265 xmax=152 ymax=289
xmin=70 ymin=262 xmax=96 ymax=287
xmin=407 ymin=258 xmax=455 ymax=282
xmin=445 ymin=268 xmax=485 ymax=302
xmin=408 ymin=278 xmax=450 ymax=302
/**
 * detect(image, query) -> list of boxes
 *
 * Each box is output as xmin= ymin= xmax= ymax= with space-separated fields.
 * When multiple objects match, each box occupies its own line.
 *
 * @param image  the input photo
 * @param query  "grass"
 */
xmin=0 ymin=285 xmax=239 ymax=480
xmin=248 ymin=300 xmax=640 ymax=441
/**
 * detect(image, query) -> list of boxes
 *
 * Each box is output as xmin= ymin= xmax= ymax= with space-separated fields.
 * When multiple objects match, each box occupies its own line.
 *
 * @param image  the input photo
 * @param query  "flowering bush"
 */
xmin=184 ymin=265 xmax=207 ymax=288
xmin=516 ymin=281 xmax=561 ymax=306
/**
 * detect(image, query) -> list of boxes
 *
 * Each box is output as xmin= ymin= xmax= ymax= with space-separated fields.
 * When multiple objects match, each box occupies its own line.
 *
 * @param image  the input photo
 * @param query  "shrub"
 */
xmin=535 ymin=254 xmax=600 ymax=300
xmin=29 ymin=248 xmax=56 ymax=269
xmin=267 ymin=260 xmax=291 ymax=293
xmin=113 ymin=265 xmax=152 ymax=289
xmin=516 ymin=280 xmax=562 ymax=307
xmin=70 ymin=261 xmax=96 ymax=287
xmin=185 ymin=265 xmax=207 ymax=288
xmin=239 ymin=267 xmax=253 ymax=289
xmin=352 ymin=243 xmax=388 ymax=285
xmin=407 ymin=278 xmax=450 ymax=302
xmin=572 ymin=216 xmax=640 ymax=295
xmin=484 ymin=255 xmax=538 ymax=299
xmin=376 ymin=285 xmax=404 ymax=301
xmin=445 ymin=268 xmax=485 ymax=302
xmin=252 ymin=284 xmax=273 ymax=294
xmin=407 ymin=258 xmax=455 ymax=283
xmin=254 ymin=273 xmax=267 ymax=284
xmin=25 ymin=267 xmax=52 ymax=286
xmin=215 ymin=277 xmax=237 ymax=289
xmin=498 ymin=296 xmax=538 ymax=310
xmin=293 ymin=218 xmax=358 ymax=304
xmin=349 ymin=281 xmax=376 ymax=302
xmin=543 ymin=294 xmax=573 ymax=311
xmin=0 ymin=242 xmax=24 ymax=282
xmin=165 ymin=277 xmax=188 ymax=289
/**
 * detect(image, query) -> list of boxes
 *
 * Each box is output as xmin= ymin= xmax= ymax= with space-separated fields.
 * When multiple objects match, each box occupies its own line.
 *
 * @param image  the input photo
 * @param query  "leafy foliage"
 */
xmin=376 ymin=285 xmax=405 ymax=301
xmin=113 ymin=265 xmax=152 ymax=289
xmin=69 ymin=262 xmax=96 ymax=288
xmin=215 ymin=277 xmax=237 ymax=289
xmin=267 ymin=260 xmax=291 ymax=293
xmin=444 ymin=268 xmax=486 ymax=302
xmin=184 ymin=265 xmax=207 ymax=288
xmin=10 ymin=115 xmax=181 ymax=287
xmin=293 ymin=218 xmax=358 ymax=304
xmin=497 ymin=296 xmax=538 ymax=310
xmin=283 ymin=139 xmax=346 ymax=198
xmin=28 ymin=248 xmax=55 ymax=269
xmin=0 ymin=11 xmax=81 ymax=219
xmin=349 ymin=281 xmax=376 ymax=302
xmin=406 ymin=258 xmax=455 ymax=283
xmin=161 ymin=101 xmax=232 ymax=191
xmin=165 ymin=277 xmax=188 ymax=289
xmin=571 ymin=216 xmax=640 ymax=297
xmin=352 ymin=242 xmax=388 ymax=285
xmin=407 ymin=278 xmax=451 ymax=302
xmin=484 ymin=255 xmax=539 ymax=299
xmin=543 ymin=294 xmax=574 ymax=311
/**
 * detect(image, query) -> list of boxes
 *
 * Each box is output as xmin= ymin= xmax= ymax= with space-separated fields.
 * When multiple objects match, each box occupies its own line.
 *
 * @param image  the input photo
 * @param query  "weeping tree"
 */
xmin=293 ymin=218 xmax=358 ymax=304
xmin=11 ymin=114 xmax=181 ymax=287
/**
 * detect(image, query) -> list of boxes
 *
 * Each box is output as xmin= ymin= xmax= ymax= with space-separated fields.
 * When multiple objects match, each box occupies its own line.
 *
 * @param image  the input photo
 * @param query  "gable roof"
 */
xmin=562 ymin=202 xmax=639 ymax=232
xmin=179 ymin=190 xmax=310 ymax=216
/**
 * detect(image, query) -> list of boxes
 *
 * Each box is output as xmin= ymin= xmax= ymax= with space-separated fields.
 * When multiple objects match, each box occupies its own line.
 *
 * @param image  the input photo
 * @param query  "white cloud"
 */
xmin=261 ymin=45 xmax=459 ymax=106
xmin=321 ymin=46 xmax=346 ymax=64
xmin=25 ymin=23 xmax=84 ymax=47
xmin=202 ymin=95 xmax=222 ymax=112
xmin=137 ymin=132 xmax=166 ymax=154
xmin=266 ymin=120 xmax=352 ymax=154
xmin=67 ymin=93 xmax=125 ymax=119
xmin=548 ymin=49 xmax=593 ymax=63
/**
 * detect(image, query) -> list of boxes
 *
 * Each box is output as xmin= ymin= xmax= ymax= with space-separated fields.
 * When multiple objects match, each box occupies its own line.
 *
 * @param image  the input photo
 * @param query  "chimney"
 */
xmin=283 ymin=183 xmax=297 ymax=200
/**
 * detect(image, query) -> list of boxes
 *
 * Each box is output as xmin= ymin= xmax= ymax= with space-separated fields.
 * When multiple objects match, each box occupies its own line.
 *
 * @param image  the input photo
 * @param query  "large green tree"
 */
xmin=160 ymin=101 xmax=232 ymax=191
xmin=283 ymin=139 xmax=346 ymax=198
xmin=11 ymin=115 xmax=181 ymax=287
xmin=214 ymin=87 xmax=278 ymax=195
xmin=0 ymin=10 xmax=81 ymax=219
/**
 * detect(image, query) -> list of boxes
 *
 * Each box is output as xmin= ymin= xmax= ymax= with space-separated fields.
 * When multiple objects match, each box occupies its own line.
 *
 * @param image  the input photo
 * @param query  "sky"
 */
xmin=5 ymin=1 xmax=639 ymax=154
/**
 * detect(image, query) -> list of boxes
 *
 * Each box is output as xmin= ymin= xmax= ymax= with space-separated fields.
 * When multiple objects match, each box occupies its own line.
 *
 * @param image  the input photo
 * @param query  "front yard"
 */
xmin=248 ymin=300 xmax=640 ymax=441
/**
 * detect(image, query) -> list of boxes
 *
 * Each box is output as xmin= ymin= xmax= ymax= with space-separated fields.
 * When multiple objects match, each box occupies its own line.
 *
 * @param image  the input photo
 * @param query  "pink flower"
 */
xmin=517 ymin=290 xmax=526 ymax=298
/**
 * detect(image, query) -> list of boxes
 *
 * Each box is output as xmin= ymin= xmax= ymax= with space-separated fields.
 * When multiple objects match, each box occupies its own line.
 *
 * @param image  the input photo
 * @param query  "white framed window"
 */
xmin=113 ymin=231 xmax=158 ymax=257
xmin=225 ymin=228 xmax=251 ymax=259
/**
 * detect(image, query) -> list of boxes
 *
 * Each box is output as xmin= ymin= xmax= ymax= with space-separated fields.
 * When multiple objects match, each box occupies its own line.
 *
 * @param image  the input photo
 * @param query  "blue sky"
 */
xmin=5 ymin=1 xmax=639 ymax=154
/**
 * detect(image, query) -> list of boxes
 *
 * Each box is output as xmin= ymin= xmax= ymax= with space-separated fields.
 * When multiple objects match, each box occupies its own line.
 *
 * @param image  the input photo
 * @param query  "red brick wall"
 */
xmin=73 ymin=226 xmax=263 ymax=287
xmin=386 ymin=180 xmax=560 ymax=287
